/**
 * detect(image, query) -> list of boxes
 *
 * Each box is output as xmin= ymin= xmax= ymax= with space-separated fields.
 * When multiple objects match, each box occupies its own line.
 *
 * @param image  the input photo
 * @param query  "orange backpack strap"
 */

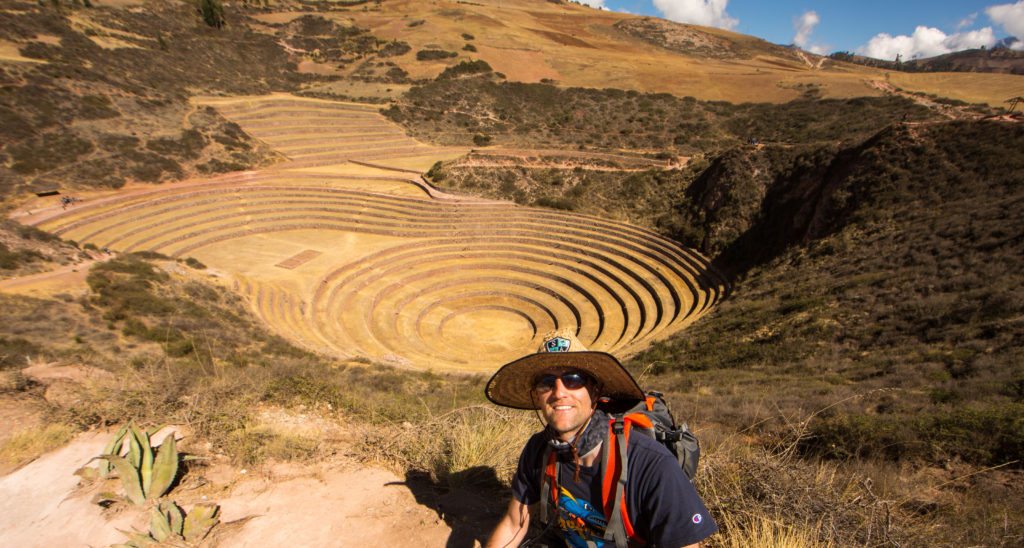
xmin=539 ymin=445 xmax=558 ymax=525
xmin=601 ymin=417 xmax=640 ymax=547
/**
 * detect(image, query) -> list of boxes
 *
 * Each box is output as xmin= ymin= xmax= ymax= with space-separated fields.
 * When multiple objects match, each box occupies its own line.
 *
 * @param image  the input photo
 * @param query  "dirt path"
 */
xmin=0 ymin=430 xmax=459 ymax=547
xmin=868 ymin=79 xmax=978 ymax=120
xmin=0 ymin=258 xmax=102 ymax=296
xmin=0 ymin=431 xmax=133 ymax=546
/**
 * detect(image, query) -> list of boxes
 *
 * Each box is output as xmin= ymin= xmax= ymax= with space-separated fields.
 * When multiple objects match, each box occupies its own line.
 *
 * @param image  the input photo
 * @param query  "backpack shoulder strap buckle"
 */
xmin=611 ymin=416 xmax=625 ymax=435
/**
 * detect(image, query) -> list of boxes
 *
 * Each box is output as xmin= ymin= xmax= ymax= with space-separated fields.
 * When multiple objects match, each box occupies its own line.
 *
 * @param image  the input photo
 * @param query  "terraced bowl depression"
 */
xmin=25 ymin=95 xmax=728 ymax=372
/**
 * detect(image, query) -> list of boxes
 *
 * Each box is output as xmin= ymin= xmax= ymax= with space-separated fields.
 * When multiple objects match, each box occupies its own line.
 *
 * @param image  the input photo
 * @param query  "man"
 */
xmin=485 ymin=329 xmax=717 ymax=548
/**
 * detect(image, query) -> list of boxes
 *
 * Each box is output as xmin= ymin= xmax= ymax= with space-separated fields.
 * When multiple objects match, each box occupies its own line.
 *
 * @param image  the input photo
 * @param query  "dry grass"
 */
xmin=224 ymin=427 xmax=323 ymax=466
xmin=0 ymin=423 xmax=77 ymax=469
xmin=344 ymin=0 xmax=885 ymax=103
xmin=364 ymin=405 xmax=535 ymax=487
xmin=888 ymin=71 xmax=1024 ymax=107
xmin=697 ymin=433 xmax=908 ymax=546
xmin=715 ymin=512 xmax=831 ymax=548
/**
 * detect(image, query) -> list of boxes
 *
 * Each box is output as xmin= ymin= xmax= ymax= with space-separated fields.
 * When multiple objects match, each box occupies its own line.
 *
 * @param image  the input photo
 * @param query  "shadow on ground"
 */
xmin=391 ymin=466 xmax=509 ymax=548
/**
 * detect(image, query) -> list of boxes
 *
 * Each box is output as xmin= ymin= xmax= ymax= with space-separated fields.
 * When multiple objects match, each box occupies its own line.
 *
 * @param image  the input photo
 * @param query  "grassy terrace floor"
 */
xmin=19 ymin=94 xmax=728 ymax=372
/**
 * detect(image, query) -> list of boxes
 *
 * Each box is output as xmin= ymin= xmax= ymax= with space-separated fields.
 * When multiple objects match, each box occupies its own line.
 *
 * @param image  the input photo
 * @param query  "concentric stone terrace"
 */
xmin=27 ymin=95 xmax=727 ymax=371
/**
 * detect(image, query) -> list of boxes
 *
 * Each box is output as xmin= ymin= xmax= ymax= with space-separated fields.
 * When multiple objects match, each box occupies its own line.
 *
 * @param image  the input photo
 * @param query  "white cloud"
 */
xmin=573 ymin=0 xmax=607 ymax=8
xmin=792 ymin=11 xmax=827 ymax=54
xmin=948 ymin=26 xmax=998 ymax=49
xmin=652 ymin=0 xmax=739 ymax=30
xmin=858 ymin=25 xmax=997 ymax=60
xmin=957 ymin=13 xmax=978 ymax=30
xmin=986 ymin=1 xmax=1024 ymax=38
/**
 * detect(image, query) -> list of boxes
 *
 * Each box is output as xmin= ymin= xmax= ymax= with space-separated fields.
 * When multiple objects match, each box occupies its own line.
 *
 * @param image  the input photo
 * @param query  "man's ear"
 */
xmin=588 ymin=383 xmax=603 ymax=408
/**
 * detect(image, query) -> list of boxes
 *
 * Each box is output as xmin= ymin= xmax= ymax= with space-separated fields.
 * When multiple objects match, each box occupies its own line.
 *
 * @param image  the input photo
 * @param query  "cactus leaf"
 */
xmin=100 ymin=425 xmax=129 ymax=477
xmin=159 ymin=500 xmax=185 ymax=536
xmin=116 ymin=528 xmax=157 ymax=547
xmin=149 ymin=507 xmax=173 ymax=542
xmin=148 ymin=435 xmax=178 ymax=499
xmin=139 ymin=433 xmax=154 ymax=497
xmin=106 ymin=455 xmax=145 ymax=505
xmin=182 ymin=503 xmax=220 ymax=542
xmin=127 ymin=426 xmax=142 ymax=469
xmin=74 ymin=465 xmax=99 ymax=481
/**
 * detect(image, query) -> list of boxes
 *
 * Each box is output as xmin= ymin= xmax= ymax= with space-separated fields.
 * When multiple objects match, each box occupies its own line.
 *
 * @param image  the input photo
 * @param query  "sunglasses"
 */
xmin=533 ymin=371 xmax=591 ymax=393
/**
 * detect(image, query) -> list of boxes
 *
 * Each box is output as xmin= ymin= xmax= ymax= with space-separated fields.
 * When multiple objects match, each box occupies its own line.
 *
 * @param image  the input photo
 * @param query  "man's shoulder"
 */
xmin=518 ymin=430 xmax=550 ymax=464
xmin=525 ymin=430 xmax=548 ymax=449
xmin=626 ymin=430 xmax=675 ymax=461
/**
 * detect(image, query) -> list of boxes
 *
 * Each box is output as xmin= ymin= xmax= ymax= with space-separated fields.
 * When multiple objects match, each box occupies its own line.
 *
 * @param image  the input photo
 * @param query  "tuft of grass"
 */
xmin=715 ymin=513 xmax=832 ymax=548
xmin=0 ymin=424 xmax=77 ymax=468
xmin=366 ymin=405 xmax=534 ymax=487
xmin=224 ymin=427 xmax=321 ymax=466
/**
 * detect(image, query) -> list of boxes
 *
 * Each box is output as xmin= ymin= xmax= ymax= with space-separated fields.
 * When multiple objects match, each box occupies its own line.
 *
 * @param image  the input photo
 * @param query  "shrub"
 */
xmin=378 ymin=40 xmax=411 ymax=57
xmin=198 ymin=0 xmax=225 ymax=29
xmin=438 ymin=59 xmax=492 ymax=80
xmin=803 ymin=404 xmax=1024 ymax=467
xmin=0 ymin=243 xmax=44 ymax=270
xmin=534 ymin=196 xmax=576 ymax=210
xmin=416 ymin=49 xmax=458 ymax=61
xmin=8 ymin=132 xmax=94 ymax=174
xmin=426 ymin=161 xmax=445 ymax=181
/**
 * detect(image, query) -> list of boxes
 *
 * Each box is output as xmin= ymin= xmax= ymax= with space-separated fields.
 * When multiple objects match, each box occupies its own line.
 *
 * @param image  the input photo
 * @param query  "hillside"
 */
xmin=635 ymin=120 xmax=1024 ymax=446
xmin=831 ymin=45 xmax=1024 ymax=75
xmin=388 ymin=74 xmax=940 ymax=153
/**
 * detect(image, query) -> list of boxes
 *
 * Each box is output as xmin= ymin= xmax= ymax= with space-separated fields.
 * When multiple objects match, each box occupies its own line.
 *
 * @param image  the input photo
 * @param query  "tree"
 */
xmin=198 ymin=0 xmax=225 ymax=29
xmin=1006 ymin=96 xmax=1024 ymax=113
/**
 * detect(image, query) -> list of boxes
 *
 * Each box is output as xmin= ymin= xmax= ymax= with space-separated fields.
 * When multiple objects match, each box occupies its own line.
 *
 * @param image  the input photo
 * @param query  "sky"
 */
xmin=571 ymin=0 xmax=1024 ymax=60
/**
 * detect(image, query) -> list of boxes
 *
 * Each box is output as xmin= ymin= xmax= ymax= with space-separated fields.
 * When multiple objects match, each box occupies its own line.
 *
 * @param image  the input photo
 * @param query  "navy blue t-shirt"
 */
xmin=512 ymin=430 xmax=717 ymax=547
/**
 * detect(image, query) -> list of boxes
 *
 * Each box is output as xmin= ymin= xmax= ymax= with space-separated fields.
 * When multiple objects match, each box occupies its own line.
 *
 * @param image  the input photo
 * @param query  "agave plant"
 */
xmin=76 ymin=424 xmax=129 ymax=481
xmin=81 ymin=424 xmax=179 ymax=506
xmin=115 ymin=501 xmax=220 ymax=547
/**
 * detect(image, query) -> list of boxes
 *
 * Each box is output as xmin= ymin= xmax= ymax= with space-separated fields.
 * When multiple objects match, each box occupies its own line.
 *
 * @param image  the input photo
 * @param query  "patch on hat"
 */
xmin=692 ymin=513 xmax=703 ymax=525
xmin=544 ymin=337 xmax=571 ymax=353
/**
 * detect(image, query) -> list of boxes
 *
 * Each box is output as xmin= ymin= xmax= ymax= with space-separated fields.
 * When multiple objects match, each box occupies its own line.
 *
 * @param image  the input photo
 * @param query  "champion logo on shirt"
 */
xmin=692 ymin=513 xmax=703 ymax=524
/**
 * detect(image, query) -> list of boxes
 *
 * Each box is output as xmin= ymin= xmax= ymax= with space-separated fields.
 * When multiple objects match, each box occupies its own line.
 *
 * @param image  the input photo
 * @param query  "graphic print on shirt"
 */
xmin=557 ymin=486 xmax=608 ymax=548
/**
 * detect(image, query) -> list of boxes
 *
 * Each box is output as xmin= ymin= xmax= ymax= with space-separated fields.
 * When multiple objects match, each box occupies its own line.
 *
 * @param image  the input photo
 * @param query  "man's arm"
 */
xmin=485 ymin=498 xmax=531 ymax=548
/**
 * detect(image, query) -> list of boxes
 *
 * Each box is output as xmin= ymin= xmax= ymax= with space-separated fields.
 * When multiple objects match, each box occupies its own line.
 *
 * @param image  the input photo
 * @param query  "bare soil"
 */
xmin=0 ymin=429 xmax=456 ymax=547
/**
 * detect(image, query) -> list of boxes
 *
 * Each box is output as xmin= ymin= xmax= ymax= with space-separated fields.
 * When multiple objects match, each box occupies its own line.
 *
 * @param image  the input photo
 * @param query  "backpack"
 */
xmin=537 ymin=391 xmax=700 ymax=548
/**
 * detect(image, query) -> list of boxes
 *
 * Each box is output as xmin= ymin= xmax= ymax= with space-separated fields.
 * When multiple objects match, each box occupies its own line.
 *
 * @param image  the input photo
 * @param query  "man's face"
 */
xmin=532 ymin=369 xmax=596 ymax=441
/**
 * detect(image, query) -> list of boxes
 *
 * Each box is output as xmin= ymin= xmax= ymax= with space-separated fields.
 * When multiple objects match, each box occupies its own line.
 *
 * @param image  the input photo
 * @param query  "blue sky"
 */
xmin=579 ymin=1 xmax=1024 ymax=59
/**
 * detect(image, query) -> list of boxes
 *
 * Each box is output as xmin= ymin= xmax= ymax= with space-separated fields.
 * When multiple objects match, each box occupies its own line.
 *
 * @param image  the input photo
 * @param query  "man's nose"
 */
xmin=551 ymin=378 xmax=571 ymax=397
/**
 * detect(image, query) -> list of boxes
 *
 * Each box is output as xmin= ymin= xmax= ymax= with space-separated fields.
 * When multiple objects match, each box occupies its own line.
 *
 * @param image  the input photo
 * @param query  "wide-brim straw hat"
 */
xmin=486 ymin=328 xmax=645 ymax=410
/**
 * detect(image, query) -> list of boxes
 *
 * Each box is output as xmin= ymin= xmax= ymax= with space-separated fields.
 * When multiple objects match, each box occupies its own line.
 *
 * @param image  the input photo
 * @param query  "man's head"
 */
xmin=531 ymin=368 xmax=599 ymax=440
xmin=486 ymin=328 xmax=644 ymax=415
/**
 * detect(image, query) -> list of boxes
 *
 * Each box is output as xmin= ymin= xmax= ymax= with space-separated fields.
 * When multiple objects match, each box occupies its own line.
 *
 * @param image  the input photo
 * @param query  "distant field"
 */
xmin=279 ymin=0 xmax=840 ymax=103
xmin=244 ymin=0 xmax=1022 ymax=105
xmin=887 ymin=71 xmax=1024 ymax=106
